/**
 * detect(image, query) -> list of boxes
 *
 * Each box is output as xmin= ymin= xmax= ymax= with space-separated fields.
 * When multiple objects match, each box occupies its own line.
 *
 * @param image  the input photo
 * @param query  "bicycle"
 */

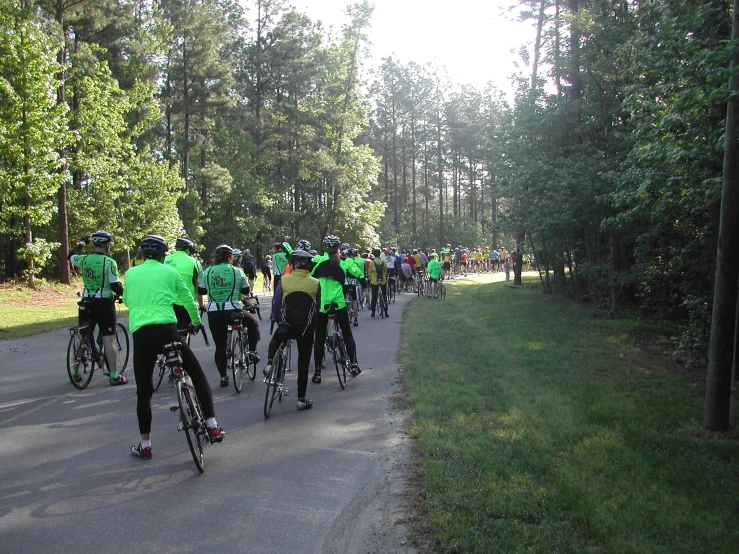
xmin=66 ymin=298 xmax=130 ymax=389
xmin=262 ymin=274 xmax=272 ymax=294
xmin=439 ymin=281 xmax=447 ymax=300
xmin=153 ymin=323 xmax=209 ymax=392
xmin=378 ymin=288 xmax=389 ymax=320
xmin=227 ymin=310 xmax=258 ymax=393
xmin=263 ymin=323 xmax=293 ymax=418
xmin=324 ymin=302 xmax=350 ymax=389
xmin=162 ymin=333 xmax=214 ymax=473
xmin=416 ymin=273 xmax=428 ymax=298
xmin=387 ymin=277 xmax=397 ymax=303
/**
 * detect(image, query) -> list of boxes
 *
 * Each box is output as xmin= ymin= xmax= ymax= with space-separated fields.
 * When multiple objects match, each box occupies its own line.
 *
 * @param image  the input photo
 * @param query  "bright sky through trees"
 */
xmin=294 ymin=0 xmax=533 ymax=92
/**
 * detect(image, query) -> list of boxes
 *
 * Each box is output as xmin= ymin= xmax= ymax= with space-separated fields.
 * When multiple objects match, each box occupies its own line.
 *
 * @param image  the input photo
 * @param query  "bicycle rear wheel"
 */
xmin=246 ymin=334 xmax=257 ymax=381
xmin=440 ymin=284 xmax=447 ymax=300
xmin=334 ymin=335 xmax=347 ymax=389
xmin=104 ymin=322 xmax=130 ymax=376
xmin=263 ymin=351 xmax=283 ymax=418
xmin=67 ymin=330 xmax=94 ymax=389
xmin=152 ymin=356 xmax=166 ymax=392
xmin=231 ymin=331 xmax=245 ymax=393
xmin=178 ymin=381 xmax=205 ymax=472
xmin=388 ymin=286 xmax=396 ymax=303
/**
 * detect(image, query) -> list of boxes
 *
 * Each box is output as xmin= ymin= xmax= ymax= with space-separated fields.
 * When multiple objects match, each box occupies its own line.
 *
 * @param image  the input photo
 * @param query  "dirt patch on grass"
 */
xmin=0 ymin=283 xmax=77 ymax=308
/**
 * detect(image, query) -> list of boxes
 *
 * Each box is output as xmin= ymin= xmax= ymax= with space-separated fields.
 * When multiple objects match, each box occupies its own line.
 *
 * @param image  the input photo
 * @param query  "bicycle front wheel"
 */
xmin=263 ymin=351 xmax=283 ymax=418
xmin=67 ymin=331 xmax=94 ymax=389
xmin=389 ymin=286 xmax=396 ymax=303
xmin=231 ymin=331 xmax=245 ymax=393
xmin=440 ymin=284 xmax=447 ymax=300
xmin=152 ymin=356 xmax=166 ymax=392
xmin=104 ymin=322 xmax=130 ymax=376
xmin=178 ymin=381 xmax=205 ymax=473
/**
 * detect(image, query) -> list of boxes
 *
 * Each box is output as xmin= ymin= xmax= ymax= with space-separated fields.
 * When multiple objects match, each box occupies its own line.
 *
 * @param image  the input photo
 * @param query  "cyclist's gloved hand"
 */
xmin=80 ymin=235 xmax=90 ymax=244
xmin=187 ymin=323 xmax=202 ymax=335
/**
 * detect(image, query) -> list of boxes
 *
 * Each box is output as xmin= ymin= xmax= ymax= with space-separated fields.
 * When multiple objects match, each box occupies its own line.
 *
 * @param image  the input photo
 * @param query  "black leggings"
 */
xmin=207 ymin=309 xmax=261 ymax=378
xmin=313 ymin=308 xmax=357 ymax=370
xmin=371 ymin=284 xmax=388 ymax=312
xmin=267 ymin=324 xmax=314 ymax=398
xmin=133 ymin=324 xmax=214 ymax=435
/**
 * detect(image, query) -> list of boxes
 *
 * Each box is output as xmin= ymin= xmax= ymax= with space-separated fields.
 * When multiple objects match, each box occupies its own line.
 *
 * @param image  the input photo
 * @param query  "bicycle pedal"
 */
xmin=170 ymin=405 xmax=179 ymax=412
xmin=283 ymin=388 xmax=290 ymax=396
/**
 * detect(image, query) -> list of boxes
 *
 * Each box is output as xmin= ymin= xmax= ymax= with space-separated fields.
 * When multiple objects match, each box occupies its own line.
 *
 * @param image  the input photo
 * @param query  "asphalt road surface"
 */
xmin=0 ymin=291 xmax=418 ymax=553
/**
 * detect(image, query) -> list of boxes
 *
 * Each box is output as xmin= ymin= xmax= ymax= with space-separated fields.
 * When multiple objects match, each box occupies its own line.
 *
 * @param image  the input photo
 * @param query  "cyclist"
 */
xmin=241 ymin=249 xmax=257 ymax=290
xmin=261 ymin=255 xmax=273 ymax=292
xmin=232 ymin=248 xmax=243 ymax=267
xmin=343 ymin=247 xmax=363 ymax=327
xmin=272 ymin=241 xmax=291 ymax=292
xmin=427 ymin=252 xmax=442 ymax=297
xmin=164 ymin=238 xmax=205 ymax=344
xmin=264 ymin=249 xmax=318 ymax=410
xmin=198 ymin=244 xmax=261 ymax=387
xmin=124 ymin=234 xmax=224 ymax=460
xmin=368 ymin=248 xmax=390 ymax=318
xmin=68 ymin=230 xmax=127 ymax=386
xmin=310 ymin=235 xmax=364 ymax=383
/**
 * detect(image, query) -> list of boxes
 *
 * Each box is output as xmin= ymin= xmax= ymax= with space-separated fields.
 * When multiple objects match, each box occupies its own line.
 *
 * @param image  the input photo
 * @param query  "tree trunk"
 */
xmin=704 ymin=0 xmax=739 ymax=430
xmin=56 ymin=2 xmax=70 ymax=284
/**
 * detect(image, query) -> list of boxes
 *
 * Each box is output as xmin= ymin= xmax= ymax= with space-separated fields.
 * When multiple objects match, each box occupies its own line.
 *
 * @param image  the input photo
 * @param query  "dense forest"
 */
xmin=0 ymin=0 xmax=735 ymax=368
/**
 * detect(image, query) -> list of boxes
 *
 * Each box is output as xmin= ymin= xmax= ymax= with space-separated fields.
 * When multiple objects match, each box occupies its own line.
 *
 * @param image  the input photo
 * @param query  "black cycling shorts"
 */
xmin=78 ymin=298 xmax=117 ymax=336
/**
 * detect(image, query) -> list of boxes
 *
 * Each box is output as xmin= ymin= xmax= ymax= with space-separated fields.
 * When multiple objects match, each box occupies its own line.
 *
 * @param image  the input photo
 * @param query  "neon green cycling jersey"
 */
xmin=427 ymin=259 xmax=442 ymax=280
xmin=273 ymin=251 xmax=289 ymax=276
xmin=199 ymin=263 xmax=249 ymax=311
xmin=311 ymin=254 xmax=363 ymax=312
xmin=70 ymin=253 xmax=120 ymax=299
xmin=123 ymin=259 xmax=200 ymax=334
xmin=164 ymin=250 xmax=202 ymax=303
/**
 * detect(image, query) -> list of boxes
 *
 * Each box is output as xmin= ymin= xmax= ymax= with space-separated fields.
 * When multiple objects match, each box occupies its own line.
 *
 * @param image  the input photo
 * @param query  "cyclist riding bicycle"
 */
xmin=310 ymin=234 xmax=364 ymax=383
xmin=124 ymin=234 xmax=224 ymax=460
xmin=343 ymin=247 xmax=363 ymax=327
xmin=164 ymin=238 xmax=205 ymax=343
xmin=198 ymin=244 xmax=261 ymax=387
xmin=265 ymin=249 xmax=319 ymax=410
xmin=272 ymin=241 xmax=292 ymax=292
xmin=231 ymin=248 xmax=243 ymax=266
xmin=68 ymin=230 xmax=127 ymax=386
xmin=241 ymin=249 xmax=257 ymax=290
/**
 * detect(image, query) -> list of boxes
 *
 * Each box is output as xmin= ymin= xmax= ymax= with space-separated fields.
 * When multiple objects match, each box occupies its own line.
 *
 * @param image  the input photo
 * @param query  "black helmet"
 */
xmin=91 ymin=230 xmax=112 ymax=246
xmin=323 ymin=235 xmax=341 ymax=249
xmin=215 ymin=244 xmax=234 ymax=257
xmin=290 ymin=249 xmax=313 ymax=269
xmin=175 ymin=237 xmax=195 ymax=254
xmin=346 ymin=248 xmax=356 ymax=257
xmin=139 ymin=234 xmax=168 ymax=254
xmin=295 ymin=239 xmax=311 ymax=252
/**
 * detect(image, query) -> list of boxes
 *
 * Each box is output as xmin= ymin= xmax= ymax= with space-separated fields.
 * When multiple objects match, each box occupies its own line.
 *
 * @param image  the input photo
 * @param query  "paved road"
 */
xmin=0 ymin=292 xmax=415 ymax=553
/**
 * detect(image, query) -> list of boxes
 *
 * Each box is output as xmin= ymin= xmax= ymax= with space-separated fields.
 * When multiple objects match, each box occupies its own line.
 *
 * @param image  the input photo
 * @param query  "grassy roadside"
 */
xmin=400 ymin=274 xmax=738 ymax=553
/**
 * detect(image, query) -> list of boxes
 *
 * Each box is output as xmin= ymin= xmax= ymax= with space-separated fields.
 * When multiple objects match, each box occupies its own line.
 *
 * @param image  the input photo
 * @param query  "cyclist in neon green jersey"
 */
xmin=427 ymin=252 xmax=442 ymax=298
xmin=68 ymin=230 xmax=127 ymax=386
xmin=164 ymin=238 xmax=204 ymax=343
xmin=198 ymin=244 xmax=261 ymax=387
xmin=124 ymin=234 xmax=224 ymax=460
xmin=272 ymin=241 xmax=291 ymax=291
xmin=310 ymin=235 xmax=363 ymax=383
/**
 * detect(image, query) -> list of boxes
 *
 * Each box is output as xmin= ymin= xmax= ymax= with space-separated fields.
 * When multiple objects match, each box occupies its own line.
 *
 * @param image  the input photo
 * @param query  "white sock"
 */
xmin=141 ymin=440 xmax=151 ymax=448
xmin=206 ymin=417 xmax=217 ymax=429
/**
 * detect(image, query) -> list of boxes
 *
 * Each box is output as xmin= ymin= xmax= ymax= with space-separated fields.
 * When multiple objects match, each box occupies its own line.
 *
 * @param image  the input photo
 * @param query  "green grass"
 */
xmin=0 ymin=280 xmax=83 ymax=338
xmin=401 ymin=274 xmax=739 ymax=554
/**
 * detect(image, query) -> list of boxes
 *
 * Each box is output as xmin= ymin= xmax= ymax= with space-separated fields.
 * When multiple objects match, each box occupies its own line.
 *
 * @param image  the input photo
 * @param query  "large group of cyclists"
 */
xmin=66 ymin=230 xmax=523 ymax=471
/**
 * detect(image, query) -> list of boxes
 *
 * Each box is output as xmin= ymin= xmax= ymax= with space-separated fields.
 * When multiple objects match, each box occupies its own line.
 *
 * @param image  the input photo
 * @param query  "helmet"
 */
xmin=232 ymin=248 xmax=243 ymax=258
xmin=282 ymin=241 xmax=294 ymax=255
xmin=295 ymin=239 xmax=311 ymax=252
xmin=412 ymin=249 xmax=418 ymax=254
xmin=346 ymin=248 xmax=356 ymax=257
xmin=290 ymin=249 xmax=313 ymax=269
xmin=91 ymin=230 xmax=112 ymax=246
xmin=323 ymin=235 xmax=341 ymax=249
xmin=215 ymin=244 xmax=234 ymax=257
xmin=430 ymin=252 xmax=438 ymax=259
xmin=341 ymin=242 xmax=351 ymax=251
xmin=139 ymin=234 xmax=168 ymax=254
xmin=244 ymin=249 xmax=250 ymax=254
xmin=266 ymin=255 xmax=272 ymax=260
xmin=174 ymin=237 xmax=195 ymax=254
